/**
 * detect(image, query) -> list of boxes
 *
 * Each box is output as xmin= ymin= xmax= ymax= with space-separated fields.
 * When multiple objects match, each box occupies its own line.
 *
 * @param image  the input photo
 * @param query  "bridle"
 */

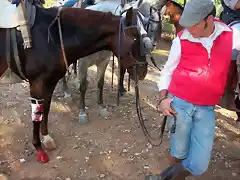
xmin=145 ymin=6 xmax=162 ymax=41
xmin=116 ymin=8 xmax=175 ymax=147
xmin=116 ymin=10 xmax=149 ymax=105
xmin=119 ymin=5 xmax=179 ymax=147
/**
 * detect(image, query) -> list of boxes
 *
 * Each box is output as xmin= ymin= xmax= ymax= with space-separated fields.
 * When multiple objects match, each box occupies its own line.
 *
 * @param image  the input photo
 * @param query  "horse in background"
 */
xmin=0 ymin=0 xmax=149 ymax=162
xmin=60 ymin=0 xmax=165 ymax=124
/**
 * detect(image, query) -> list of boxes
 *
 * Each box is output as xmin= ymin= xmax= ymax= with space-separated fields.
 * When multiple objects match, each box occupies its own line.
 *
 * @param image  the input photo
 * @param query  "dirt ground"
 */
xmin=0 ymin=39 xmax=239 ymax=180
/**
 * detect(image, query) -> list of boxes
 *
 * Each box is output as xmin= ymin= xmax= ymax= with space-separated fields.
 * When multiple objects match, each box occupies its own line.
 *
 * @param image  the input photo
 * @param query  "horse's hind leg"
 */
xmin=30 ymin=80 xmax=57 ymax=163
xmin=77 ymin=60 xmax=89 ymax=124
xmin=97 ymin=59 xmax=109 ymax=119
xmin=73 ymin=62 xmax=77 ymax=78
xmin=119 ymin=63 xmax=127 ymax=96
xmin=61 ymin=75 xmax=71 ymax=98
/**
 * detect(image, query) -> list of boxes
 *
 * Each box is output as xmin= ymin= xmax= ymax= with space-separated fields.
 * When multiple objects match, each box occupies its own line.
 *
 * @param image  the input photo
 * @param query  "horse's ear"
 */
xmin=137 ymin=0 xmax=143 ymax=8
xmin=125 ymin=7 xmax=133 ymax=26
xmin=121 ymin=0 xmax=126 ymax=8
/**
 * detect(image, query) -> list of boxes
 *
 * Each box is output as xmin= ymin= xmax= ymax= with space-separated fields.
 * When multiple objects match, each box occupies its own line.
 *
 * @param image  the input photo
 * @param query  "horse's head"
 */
xmin=121 ymin=0 xmax=163 ymax=51
xmin=116 ymin=7 xmax=148 ymax=81
xmin=145 ymin=6 xmax=162 ymax=48
xmin=135 ymin=0 xmax=163 ymax=49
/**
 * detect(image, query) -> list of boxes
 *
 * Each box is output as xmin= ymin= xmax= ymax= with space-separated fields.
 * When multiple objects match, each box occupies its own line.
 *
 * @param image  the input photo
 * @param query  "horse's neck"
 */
xmin=59 ymin=9 xmax=120 ymax=63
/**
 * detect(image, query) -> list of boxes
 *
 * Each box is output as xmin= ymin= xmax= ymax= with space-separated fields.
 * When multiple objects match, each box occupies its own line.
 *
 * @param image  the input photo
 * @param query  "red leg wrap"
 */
xmin=37 ymin=149 xmax=49 ymax=163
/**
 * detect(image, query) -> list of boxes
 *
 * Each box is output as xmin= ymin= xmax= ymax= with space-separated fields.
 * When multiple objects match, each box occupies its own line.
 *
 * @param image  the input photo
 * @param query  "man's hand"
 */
xmin=157 ymin=89 xmax=176 ymax=116
xmin=157 ymin=97 xmax=176 ymax=116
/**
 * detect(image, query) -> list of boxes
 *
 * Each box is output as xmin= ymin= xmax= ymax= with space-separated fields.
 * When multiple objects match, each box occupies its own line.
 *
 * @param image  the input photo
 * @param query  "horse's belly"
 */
xmin=0 ymin=1 xmax=19 ymax=28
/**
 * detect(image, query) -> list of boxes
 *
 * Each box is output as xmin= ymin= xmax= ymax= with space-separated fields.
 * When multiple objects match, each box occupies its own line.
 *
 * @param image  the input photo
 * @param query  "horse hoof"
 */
xmin=37 ymin=149 xmax=49 ymax=163
xmin=64 ymin=92 xmax=71 ymax=98
xmin=99 ymin=107 xmax=109 ymax=119
xmin=119 ymin=88 xmax=127 ymax=96
xmin=42 ymin=135 xmax=57 ymax=150
xmin=79 ymin=111 xmax=89 ymax=124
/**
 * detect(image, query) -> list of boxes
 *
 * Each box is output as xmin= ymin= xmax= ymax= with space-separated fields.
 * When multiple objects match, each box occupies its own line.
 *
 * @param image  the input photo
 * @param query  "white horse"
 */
xmin=62 ymin=0 xmax=165 ymax=124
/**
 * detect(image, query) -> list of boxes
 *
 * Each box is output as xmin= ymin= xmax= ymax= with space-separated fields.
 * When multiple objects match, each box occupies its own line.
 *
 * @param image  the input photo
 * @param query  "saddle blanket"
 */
xmin=0 ymin=0 xmax=20 ymax=28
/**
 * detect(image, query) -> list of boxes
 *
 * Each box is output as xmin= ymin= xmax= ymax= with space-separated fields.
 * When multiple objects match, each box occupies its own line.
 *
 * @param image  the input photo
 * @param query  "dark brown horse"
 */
xmin=0 ymin=3 xmax=148 ymax=163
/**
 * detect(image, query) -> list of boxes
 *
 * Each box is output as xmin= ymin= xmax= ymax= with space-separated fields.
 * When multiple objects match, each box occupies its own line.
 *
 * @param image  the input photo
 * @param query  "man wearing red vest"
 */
xmin=145 ymin=0 xmax=240 ymax=180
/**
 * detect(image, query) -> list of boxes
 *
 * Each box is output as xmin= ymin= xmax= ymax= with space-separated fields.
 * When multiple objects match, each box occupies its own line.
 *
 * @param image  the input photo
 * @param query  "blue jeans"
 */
xmin=167 ymin=94 xmax=216 ymax=175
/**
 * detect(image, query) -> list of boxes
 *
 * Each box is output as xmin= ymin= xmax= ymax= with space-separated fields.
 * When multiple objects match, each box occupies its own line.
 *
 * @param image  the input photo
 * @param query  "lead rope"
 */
xmin=134 ymin=62 xmax=177 ymax=146
xmin=48 ymin=7 xmax=69 ymax=75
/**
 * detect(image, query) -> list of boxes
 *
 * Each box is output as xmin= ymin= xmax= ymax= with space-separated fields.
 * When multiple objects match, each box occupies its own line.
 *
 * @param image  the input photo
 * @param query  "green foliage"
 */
xmin=44 ymin=0 xmax=58 ymax=8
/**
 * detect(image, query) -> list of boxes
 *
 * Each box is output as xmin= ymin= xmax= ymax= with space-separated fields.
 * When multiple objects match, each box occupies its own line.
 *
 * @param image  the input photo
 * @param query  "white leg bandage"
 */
xmin=30 ymin=98 xmax=44 ymax=122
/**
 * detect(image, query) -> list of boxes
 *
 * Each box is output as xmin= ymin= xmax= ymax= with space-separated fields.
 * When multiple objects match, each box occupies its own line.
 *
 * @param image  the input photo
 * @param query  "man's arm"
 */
xmin=157 ymin=36 xmax=181 ymax=98
xmin=232 ymin=25 xmax=240 ymax=61
xmin=223 ymin=0 xmax=240 ymax=10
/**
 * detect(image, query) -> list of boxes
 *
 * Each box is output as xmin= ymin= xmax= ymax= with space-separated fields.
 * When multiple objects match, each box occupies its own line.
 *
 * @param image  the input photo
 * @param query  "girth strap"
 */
xmin=6 ymin=29 xmax=11 ymax=66
xmin=11 ymin=29 xmax=28 ymax=80
xmin=0 ymin=29 xmax=27 ymax=84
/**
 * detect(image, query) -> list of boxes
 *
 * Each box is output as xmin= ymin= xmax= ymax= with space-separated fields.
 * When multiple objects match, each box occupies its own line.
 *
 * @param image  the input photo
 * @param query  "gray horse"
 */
xmin=62 ymin=0 xmax=164 ymax=124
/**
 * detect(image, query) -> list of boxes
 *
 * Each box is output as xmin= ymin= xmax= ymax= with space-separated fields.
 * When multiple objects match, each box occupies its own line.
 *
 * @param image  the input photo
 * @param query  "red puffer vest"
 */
xmin=168 ymin=20 xmax=233 ymax=105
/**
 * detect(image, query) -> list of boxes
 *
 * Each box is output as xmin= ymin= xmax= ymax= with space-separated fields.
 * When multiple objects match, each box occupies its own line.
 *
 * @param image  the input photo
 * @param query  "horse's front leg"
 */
xmin=97 ymin=59 xmax=109 ymax=119
xmin=118 ymin=63 xmax=127 ymax=96
xmin=40 ymin=81 xmax=57 ymax=151
xmin=30 ymin=80 xmax=56 ymax=163
xmin=77 ymin=61 xmax=89 ymax=124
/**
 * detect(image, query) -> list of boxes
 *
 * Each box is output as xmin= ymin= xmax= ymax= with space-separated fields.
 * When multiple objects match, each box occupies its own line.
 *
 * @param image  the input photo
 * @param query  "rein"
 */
xmin=133 ymin=64 xmax=177 ymax=146
xmin=117 ymin=12 xmax=176 ymax=146
xmin=112 ymin=6 xmax=161 ymax=99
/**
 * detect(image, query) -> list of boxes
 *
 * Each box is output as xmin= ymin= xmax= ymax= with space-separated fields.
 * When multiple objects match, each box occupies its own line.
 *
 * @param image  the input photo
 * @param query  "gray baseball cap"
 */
xmin=179 ymin=0 xmax=215 ymax=27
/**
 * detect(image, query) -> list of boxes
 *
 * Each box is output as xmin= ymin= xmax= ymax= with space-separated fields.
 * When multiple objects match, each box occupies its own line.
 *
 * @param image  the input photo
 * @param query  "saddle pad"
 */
xmin=0 ymin=0 xmax=36 ymax=29
xmin=0 ymin=0 xmax=20 ymax=28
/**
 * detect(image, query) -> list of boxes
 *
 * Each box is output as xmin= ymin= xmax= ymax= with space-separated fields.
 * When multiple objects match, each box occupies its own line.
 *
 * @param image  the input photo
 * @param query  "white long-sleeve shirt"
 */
xmin=223 ymin=0 xmax=239 ymax=10
xmin=157 ymin=21 xmax=240 ymax=91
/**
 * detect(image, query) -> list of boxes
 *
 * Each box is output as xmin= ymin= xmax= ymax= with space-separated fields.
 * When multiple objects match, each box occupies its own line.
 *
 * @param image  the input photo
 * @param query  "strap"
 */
xmin=11 ymin=29 xmax=28 ymax=81
xmin=6 ymin=29 xmax=11 ymax=67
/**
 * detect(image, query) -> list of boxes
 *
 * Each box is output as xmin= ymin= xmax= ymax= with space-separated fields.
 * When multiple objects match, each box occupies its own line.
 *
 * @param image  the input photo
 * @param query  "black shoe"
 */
xmin=144 ymin=163 xmax=185 ymax=180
